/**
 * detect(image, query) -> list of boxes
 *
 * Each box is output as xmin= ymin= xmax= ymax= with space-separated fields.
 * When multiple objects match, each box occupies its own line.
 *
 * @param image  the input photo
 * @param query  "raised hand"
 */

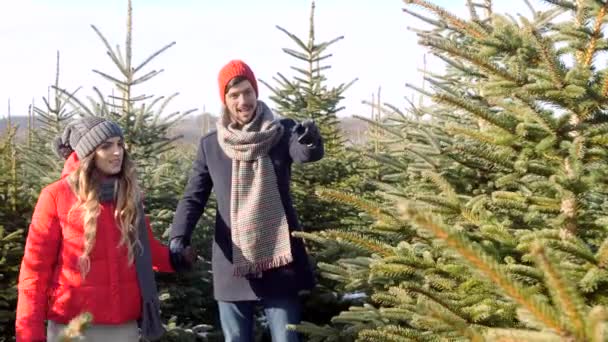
xmin=293 ymin=119 xmax=320 ymax=145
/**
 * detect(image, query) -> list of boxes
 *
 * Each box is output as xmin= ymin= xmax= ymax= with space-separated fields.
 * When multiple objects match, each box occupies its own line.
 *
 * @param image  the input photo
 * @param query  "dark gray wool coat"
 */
xmin=170 ymin=118 xmax=324 ymax=301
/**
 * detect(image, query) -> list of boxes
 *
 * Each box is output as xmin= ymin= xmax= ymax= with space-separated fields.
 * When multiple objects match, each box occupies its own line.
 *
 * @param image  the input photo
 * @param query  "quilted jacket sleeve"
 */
xmin=16 ymin=188 xmax=62 ymax=342
xmin=146 ymin=217 xmax=174 ymax=273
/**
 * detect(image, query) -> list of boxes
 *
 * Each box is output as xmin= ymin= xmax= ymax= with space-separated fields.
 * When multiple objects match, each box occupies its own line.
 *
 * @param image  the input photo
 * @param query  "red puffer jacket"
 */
xmin=15 ymin=152 xmax=173 ymax=342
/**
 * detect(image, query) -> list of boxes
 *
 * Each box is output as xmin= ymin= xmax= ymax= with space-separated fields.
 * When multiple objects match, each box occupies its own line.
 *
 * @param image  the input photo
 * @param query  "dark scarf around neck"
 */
xmin=99 ymin=179 xmax=165 ymax=340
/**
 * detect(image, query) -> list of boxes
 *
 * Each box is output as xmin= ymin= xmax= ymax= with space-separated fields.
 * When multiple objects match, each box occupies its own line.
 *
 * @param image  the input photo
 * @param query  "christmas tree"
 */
xmin=0 ymin=119 xmax=30 ymax=341
xmin=293 ymin=0 xmax=608 ymax=341
xmin=20 ymin=51 xmax=78 ymax=194
xmin=260 ymin=0 xmax=364 ymax=233
xmin=260 ymin=1 xmax=381 ymax=332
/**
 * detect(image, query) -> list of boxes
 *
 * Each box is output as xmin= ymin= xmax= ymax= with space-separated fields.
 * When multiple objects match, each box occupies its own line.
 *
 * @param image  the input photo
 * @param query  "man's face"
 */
xmin=225 ymin=80 xmax=257 ymax=127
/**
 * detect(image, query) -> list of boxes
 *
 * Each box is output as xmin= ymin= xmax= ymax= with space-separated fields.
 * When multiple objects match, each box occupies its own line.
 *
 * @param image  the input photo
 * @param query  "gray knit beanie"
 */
xmin=53 ymin=117 xmax=124 ymax=160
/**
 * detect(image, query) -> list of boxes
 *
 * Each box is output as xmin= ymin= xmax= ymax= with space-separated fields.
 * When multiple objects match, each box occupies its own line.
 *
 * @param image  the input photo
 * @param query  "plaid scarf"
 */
xmin=216 ymin=101 xmax=293 ymax=277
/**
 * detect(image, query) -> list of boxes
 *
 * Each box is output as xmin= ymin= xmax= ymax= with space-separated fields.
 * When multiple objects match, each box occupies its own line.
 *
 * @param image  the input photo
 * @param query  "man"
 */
xmin=169 ymin=60 xmax=323 ymax=342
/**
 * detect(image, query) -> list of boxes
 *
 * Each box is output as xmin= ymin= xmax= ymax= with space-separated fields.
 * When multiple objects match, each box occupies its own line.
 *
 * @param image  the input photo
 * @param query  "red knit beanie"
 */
xmin=218 ymin=60 xmax=258 ymax=105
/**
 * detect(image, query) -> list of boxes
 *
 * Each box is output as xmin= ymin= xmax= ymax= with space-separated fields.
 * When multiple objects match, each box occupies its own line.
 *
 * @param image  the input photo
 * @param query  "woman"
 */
xmin=15 ymin=117 xmax=183 ymax=342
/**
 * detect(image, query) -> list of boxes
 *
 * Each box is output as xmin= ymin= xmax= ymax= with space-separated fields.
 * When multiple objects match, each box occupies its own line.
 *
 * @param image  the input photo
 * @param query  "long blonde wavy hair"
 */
xmin=67 ymin=149 xmax=141 ymax=278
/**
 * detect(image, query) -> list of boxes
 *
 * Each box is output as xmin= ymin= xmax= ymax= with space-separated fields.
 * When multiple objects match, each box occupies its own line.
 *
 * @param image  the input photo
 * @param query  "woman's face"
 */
xmin=94 ymin=136 xmax=124 ymax=176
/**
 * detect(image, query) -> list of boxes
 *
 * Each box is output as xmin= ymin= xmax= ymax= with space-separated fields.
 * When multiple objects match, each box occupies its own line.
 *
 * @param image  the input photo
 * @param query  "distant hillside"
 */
xmin=0 ymin=116 xmax=36 ymax=133
xmin=1 ymin=114 xmax=370 ymax=145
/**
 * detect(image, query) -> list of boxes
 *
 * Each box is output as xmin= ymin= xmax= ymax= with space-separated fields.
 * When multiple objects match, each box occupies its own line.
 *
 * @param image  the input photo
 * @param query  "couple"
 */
xmin=15 ymin=60 xmax=323 ymax=342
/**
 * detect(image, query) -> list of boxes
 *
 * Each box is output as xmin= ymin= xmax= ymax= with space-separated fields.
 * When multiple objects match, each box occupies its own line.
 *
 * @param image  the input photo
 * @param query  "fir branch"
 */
xmin=425 ymin=274 xmax=459 ymax=291
xmin=483 ymin=327 xmax=562 ymax=341
xmin=52 ymin=86 xmax=96 ymax=117
xmin=506 ymin=96 xmax=558 ymax=134
xmin=371 ymin=263 xmax=418 ymax=279
xmin=522 ymin=18 xmax=565 ymax=89
xmin=385 ymin=255 xmax=435 ymax=269
xmin=372 ymin=289 xmax=413 ymax=307
xmin=453 ymin=143 xmax=514 ymax=170
xmin=57 ymin=312 xmax=93 ymax=341
xmin=542 ymin=239 xmax=596 ymax=264
xmin=353 ymin=114 xmax=406 ymax=140
xmin=292 ymin=231 xmax=329 ymax=245
xmin=479 ymin=224 xmax=517 ymax=248
xmin=584 ymin=122 xmax=608 ymax=137
xmin=447 ymin=124 xmax=517 ymax=146
xmin=131 ymin=69 xmax=164 ymax=85
xmin=531 ymin=242 xmax=586 ymax=340
xmin=358 ymin=326 xmax=427 ymax=342
xmin=403 ymin=0 xmax=486 ymax=39
xmin=287 ymin=321 xmax=343 ymax=340
xmin=421 ymin=171 xmax=458 ymax=200
xmin=583 ymin=2 xmax=608 ymax=67
xmin=421 ymin=38 xmax=521 ymax=84
xmin=315 ymin=187 xmax=397 ymax=224
xmin=93 ymin=69 xmax=130 ymax=87
xmin=406 ymin=285 xmax=469 ymax=323
xmin=434 ymin=54 xmax=486 ymax=79
xmin=435 ymin=93 xmax=516 ymax=133
xmin=403 ymin=8 xmax=446 ymax=28
xmin=316 ymin=263 xmax=350 ymax=284
xmin=590 ymin=134 xmax=608 ymax=145
xmin=418 ymin=299 xmax=485 ymax=341
xmin=420 ymin=127 xmax=443 ymax=154
xmin=507 ymin=264 xmax=544 ymax=284
xmin=414 ymin=195 xmax=461 ymax=212
xmin=587 ymin=306 xmax=608 ymax=342
xmin=518 ymin=230 xmax=561 ymax=244
xmin=466 ymin=0 xmax=480 ymax=22
xmin=400 ymin=144 xmax=440 ymax=169
xmin=405 ymin=83 xmax=435 ymax=99
xmin=601 ymin=70 xmax=608 ymax=97
xmin=595 ymin=235 xmax=608 ymax=268
xmin=398 ymin=203 xmax=565 ymax=335
xmin=323 ymin=230 xmax=395 ymax=257
xmin=134 ymin=41 xmax=176 ymax=73
xmin=528 ymin=195 xmax=562 ymax=208
xmin=540 ymin=0 xmax=576 ymax=10
xmin=90 ymin=25 xmax=128 ymax=76
xmin=579 ymin=267 xmax=608 ymax=293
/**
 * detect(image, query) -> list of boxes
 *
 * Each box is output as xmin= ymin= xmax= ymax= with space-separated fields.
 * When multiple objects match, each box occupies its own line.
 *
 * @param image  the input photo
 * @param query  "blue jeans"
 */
xmin=218 ymin=297 xmax=301 ymax=342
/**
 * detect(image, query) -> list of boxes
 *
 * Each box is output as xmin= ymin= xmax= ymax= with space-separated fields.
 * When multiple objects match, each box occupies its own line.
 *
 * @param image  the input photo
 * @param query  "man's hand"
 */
xmin=183 ymin=245 xmax=197 ymax=265
xmin=293 ymin=119 xmax=320 ymax=145
xmin=169 ymin=236 xmax=195 ymax=272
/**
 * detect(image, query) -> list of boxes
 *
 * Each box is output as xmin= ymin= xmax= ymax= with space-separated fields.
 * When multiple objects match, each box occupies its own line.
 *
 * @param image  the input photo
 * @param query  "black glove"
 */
xmin=169 ymin=236 xmax=192 ymax=272
xmin=293 ymin=119 xmax=320 ymax=145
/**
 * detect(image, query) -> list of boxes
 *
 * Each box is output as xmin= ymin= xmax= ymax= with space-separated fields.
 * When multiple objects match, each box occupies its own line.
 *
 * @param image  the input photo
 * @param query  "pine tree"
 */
xmin=0 ymin=120 xmax=30 ymax=341
xmin=293 ymin=0 xmax=608 ymax=341
xmin=260 ymin=0 xmax=373 ymax=238
xmin=20 ymin=51 xmax=77 ymax=195
xmin=0 ymin=52 xmax=73 ymax=342
xmin=259 ymin=0 xmax=355 ymax=156
xmin=260 ymin=0 xmax=381 ymax=331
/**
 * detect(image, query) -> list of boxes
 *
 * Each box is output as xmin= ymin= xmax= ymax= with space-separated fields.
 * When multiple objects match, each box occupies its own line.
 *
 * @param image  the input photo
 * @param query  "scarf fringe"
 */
xmin=234 ymin=254 xmax=293 ymax=277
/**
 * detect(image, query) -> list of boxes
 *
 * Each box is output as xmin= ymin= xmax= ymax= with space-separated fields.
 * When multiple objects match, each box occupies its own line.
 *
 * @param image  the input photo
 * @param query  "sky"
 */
xmin=0 ymin=0 xmax=550 ymax=119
